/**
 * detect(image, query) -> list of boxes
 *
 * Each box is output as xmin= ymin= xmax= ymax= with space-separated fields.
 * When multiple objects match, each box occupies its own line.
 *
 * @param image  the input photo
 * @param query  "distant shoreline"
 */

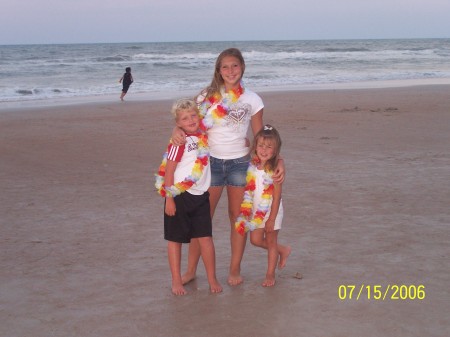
xmin=2 ymin=78 xmax=450 ymax=111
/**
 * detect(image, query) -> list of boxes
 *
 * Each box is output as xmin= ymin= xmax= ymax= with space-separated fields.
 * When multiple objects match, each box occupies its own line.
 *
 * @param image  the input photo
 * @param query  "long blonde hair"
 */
xmin=250 ymin=124 xmax=282 ymax=172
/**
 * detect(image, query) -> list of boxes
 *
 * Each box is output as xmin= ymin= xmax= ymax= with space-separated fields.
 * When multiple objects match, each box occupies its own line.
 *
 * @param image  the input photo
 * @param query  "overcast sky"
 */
xmin=1 ymin=0 xmax=449 ymax=44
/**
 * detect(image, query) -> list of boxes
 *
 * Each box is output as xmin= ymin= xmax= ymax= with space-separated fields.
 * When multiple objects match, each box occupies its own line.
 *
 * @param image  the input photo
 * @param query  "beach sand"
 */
xmin=1 ymin=86 xmax=449 ymax=336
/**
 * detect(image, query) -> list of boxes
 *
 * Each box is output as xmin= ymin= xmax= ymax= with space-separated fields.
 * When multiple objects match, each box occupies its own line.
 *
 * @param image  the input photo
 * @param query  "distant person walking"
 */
xmin=119 ymin=67 xmax=133 ymax=101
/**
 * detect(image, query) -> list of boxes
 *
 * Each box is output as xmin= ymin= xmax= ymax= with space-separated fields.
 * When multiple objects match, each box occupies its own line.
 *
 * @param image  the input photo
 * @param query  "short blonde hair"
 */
xmin=171 ymin=98 xmax=198 ymax=120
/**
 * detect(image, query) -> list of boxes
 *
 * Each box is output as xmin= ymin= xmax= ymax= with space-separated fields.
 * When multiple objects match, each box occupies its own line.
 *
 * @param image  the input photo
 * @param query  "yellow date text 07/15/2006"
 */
xmin=338 ymin=284 xmax=425 ymax=301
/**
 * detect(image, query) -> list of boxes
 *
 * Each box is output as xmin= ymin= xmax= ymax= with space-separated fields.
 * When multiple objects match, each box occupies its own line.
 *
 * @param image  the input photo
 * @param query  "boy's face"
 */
xmin=176 ymin=109 xmax=200 ymax=134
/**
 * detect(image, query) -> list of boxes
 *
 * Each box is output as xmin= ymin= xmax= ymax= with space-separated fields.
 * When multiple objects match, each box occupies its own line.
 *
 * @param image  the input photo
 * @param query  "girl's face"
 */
xmin=176 ymin=109 xmax=200 ymax=134
xmin=256 ymin=137 xmax=276 ymax=163
xmin=219 ymin=56 xmax=243 ymax=90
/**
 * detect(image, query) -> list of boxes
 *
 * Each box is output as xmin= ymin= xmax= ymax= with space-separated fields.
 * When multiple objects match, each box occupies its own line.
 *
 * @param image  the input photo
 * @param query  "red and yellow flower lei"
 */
xmin=198 ymin=82 xmax=244 ymax=130
xmin=235 ymin=159 xmax=274 ymax=235
xmin=155 ymin=133 xmax=209 ymax=197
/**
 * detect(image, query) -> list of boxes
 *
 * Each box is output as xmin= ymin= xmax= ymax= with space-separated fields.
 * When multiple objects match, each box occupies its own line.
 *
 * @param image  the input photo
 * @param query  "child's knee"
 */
xmin=250 ymin=236 xmax=262 ymax=247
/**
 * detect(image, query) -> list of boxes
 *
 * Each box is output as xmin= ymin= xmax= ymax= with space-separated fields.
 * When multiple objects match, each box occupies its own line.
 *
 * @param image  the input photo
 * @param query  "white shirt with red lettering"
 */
xmin=166 ymin=132 xmax=210 ymax=195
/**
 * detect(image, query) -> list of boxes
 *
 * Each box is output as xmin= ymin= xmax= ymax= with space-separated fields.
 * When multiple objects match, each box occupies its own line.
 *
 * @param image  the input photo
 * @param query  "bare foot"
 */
xmin=262 ymin=276 xmax=276 ymax=287
xmin=171 ymin=282 xmax=187 ymax=296
xmin=209 ymin=279 xmax=223 ymax=294
xmin=181 ymin=272 xmax=196 ymax=285
xmin=227 ymin=273 xmax=243 ymax=286
xmin=278 ymin=246 xmax=291 ymax=270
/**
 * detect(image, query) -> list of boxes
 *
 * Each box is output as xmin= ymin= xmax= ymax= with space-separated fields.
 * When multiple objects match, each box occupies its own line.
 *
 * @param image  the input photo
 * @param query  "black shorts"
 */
xmin=122 ymin=84 xmax=130 ymax=93
xmin=164 ymin=191 xmax=212 ymax=243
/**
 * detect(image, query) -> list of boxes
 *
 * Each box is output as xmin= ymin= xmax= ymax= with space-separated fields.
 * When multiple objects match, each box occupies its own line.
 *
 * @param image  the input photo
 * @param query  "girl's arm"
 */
xmin=265 ymin=181 xmax=282 ymax=233
xmin=245 ymin=109 xmax=263 ymax=147
xmin=250 ymin=109 xmax=264 ymax=136
xmin=272 ymin=158 xmax=285 ymax=184
xmin=164 ymin=160 xmax=178 ymax=216
xmin=171 ymin=127 xmax=186 ymax=146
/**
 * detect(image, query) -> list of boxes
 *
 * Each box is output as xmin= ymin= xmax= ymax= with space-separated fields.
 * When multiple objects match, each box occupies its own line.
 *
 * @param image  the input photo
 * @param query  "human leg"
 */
xmin=181 ymin=238 xmax=199 ymax=284
xmin=167 ymin=241 xmax=187 ymax=295
xmin=250 ymin=229 xmax=291 ymax=270
xmin=227 ymin=185 xmax=247 ymax=285
xmin=198 ymin=236 xmax=223 ymax=293
xmin=262 ymin=231 xmax=278 ymax=287
xmin=181 ymin=186 xmax=223 ymax=284
xmin=120 ymin=89 xmax=127 ymax=101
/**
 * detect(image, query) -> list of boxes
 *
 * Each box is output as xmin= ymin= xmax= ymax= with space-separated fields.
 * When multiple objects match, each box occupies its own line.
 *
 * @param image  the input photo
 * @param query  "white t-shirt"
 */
xmin=206 ymin=89 xmax=264 ymax=159
xmin=167 ymin=133 xmax=211 ymax=195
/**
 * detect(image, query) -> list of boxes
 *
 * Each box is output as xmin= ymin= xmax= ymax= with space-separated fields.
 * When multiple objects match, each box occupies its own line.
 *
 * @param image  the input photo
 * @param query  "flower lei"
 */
xmin=198 ymin=82 xmax=244 ymax=131
xmin=235 ymin=159 xmax=274 ymax=235
xmin=155 ymin=133 xmax=209 ymax=197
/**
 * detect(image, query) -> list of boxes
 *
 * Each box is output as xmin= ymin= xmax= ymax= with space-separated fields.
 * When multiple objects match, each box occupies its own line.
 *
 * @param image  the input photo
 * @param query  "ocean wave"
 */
xmin=1 ymin=39 xmax=449 ymax=104
xmin=320 ymin=48 xmax=371 ymax=52
xmin=96 ymin=55 xmax=131 ymax=62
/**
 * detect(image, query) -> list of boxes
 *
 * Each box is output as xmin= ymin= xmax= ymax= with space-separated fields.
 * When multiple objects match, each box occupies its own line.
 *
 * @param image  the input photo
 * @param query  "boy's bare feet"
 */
xmin=262 ymin=275 xmax=276 ymax=287
xmin=278 ymin=246 xmax=291 ymax=270
xmin=227 ymin=273 xmax=243 ymax=286
xmin=181 ymin=272 xmax=196 ymax=285
xmin=171 ymin=282 xmax=187 ymax=296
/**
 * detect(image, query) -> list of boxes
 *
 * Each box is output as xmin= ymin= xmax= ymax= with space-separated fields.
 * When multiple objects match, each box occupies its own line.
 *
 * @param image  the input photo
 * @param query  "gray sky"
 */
xmin=1 ymin=0 xmax=449 ymax=44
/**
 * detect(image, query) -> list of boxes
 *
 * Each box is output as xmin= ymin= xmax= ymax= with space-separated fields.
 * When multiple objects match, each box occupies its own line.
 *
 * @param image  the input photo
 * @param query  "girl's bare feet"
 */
xmin=278 ymin=246 xmax=291 ymax=269
xmin=227 ymin=273 xmax=243 ymax=286
xmin=172 ymin=282 xmax=187 ymax=296
xmin=181 ymin=272 xmax=196 ymax=285
xmin=209 ymin=279 xmax=223 ymax=293
xmin=262 ymin=275 xmax=276 ymax=287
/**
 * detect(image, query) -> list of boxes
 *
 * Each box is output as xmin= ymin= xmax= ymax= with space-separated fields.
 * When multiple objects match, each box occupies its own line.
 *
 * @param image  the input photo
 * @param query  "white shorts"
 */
xmin=261 ymin=200 xmax=283 ymax=230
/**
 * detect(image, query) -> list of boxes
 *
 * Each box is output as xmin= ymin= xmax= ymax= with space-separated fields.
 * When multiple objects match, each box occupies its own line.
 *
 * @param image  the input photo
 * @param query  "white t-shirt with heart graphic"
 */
xmin=206 ymin=89 xmax=264 ymax=159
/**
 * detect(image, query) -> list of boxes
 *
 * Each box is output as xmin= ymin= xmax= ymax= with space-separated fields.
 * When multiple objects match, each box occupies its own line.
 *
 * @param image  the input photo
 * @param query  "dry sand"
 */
xmin=1 ymin=86 xmax=449 ymax=337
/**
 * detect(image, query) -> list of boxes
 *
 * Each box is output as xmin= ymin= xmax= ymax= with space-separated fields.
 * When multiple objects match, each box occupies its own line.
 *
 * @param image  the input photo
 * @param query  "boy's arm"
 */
xmin=265 ymin=182 xmax=282 ymax=233
xmin=164 ymin=159 xmax=178 ymax=216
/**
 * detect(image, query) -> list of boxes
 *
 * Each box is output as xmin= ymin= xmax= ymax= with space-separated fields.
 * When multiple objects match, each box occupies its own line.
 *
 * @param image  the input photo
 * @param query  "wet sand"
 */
xmin=1 ymin=85 xmax=449 ymax=336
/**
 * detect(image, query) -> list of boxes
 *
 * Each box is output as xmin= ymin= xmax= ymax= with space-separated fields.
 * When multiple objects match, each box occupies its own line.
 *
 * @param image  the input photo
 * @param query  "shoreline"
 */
xmin=1 ymin=78 xmax=450 ymax=111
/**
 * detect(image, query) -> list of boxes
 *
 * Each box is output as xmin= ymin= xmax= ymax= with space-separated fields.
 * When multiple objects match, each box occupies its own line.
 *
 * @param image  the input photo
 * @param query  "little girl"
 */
xmin=235 ymin=124 xmax=291 ymax=287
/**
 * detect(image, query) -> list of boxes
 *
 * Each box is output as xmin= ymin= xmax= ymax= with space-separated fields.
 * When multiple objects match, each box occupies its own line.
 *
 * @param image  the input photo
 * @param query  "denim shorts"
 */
xmin=210 ymin=155 xmax=250 ymax=187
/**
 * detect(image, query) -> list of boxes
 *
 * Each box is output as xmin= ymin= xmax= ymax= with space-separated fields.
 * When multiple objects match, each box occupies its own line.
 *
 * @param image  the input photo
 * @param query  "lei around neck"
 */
xmin=235 ymin=159 xmax=274 ymax=235
xmin=155 ymin=133 xmax=209 ymax=197
xmin=198 ymin=82 xmax=244 ymax=131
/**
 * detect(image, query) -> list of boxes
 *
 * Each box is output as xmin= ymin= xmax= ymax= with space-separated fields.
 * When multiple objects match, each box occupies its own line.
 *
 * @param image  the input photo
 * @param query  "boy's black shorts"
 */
xmin=164 ymin=191 xmax=212 ymax=243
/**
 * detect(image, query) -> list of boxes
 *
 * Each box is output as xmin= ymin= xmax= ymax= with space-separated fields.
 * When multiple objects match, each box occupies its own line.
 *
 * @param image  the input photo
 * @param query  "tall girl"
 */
xmin=172 ymin=48 xmax=285 ymax=286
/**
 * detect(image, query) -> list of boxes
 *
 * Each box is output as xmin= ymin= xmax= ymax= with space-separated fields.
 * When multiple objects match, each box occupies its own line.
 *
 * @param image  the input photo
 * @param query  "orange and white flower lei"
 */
xmin=155 ymin=133 xmax=209 ymax=197
xmin=235 ymin=159 xmax=274 ymax=235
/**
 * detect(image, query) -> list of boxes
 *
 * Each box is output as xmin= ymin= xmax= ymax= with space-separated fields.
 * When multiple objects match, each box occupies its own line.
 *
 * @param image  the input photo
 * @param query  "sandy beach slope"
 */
xmin=1 ymin=86 xmax=449 ymax=336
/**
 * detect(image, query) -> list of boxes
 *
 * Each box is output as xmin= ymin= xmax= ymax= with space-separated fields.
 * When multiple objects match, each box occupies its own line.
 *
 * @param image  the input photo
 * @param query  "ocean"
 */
xmin=1 ymin=39 xmax=449 ymax=106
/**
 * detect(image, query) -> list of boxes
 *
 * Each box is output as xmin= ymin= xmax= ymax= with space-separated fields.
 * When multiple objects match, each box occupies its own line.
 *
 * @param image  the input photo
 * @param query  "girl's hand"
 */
xmin=165 ymin=198 xmax=176 ymax=216
xmin=244 ymin=137 xmax=250 ymax=147
xmin=171 ymin=126 xmax=186 ymax=146
xmin=265 ymin=219 xmax=275 ymax=233
xmin=272 ymin=158 xmax=285 ymax=184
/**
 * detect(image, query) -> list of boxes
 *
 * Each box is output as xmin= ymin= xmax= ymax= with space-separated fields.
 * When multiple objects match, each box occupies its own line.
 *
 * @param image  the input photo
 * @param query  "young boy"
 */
xmin=155 ymin=98 xmax=222 ymax=295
